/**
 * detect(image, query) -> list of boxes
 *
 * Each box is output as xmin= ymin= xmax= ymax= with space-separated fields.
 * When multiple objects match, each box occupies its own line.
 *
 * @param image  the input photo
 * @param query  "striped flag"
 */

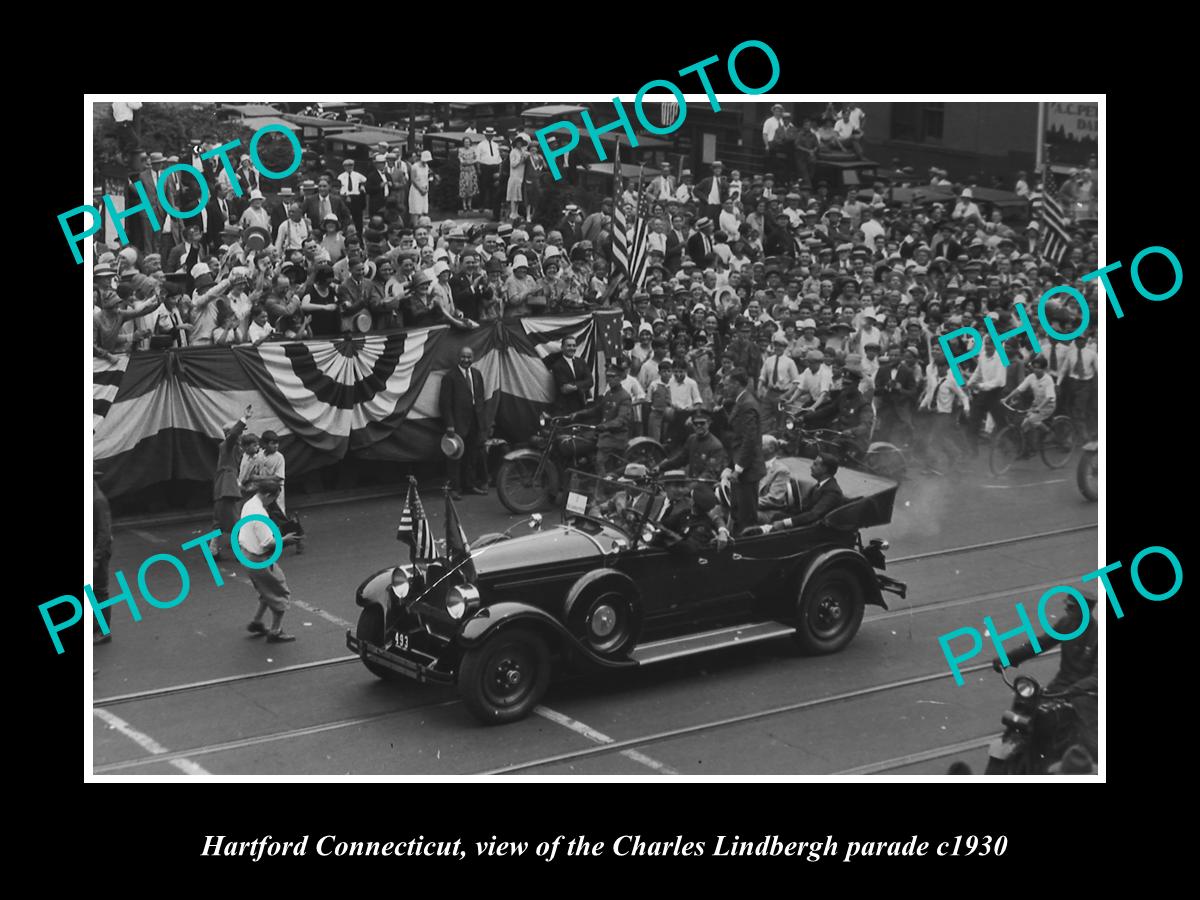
xmin=445 ymin=490 xmax=476 ymax=582
xmin=625 ymin=176 xmax=652 ymax=290
xmin=661 ymin=101 xmax=680 ymax=127
xmin=1031 ymin=186 xmax=1072 ymax=266
xmin=397 ymin=477 xmax=437 ymax=562
xmin=610 ymin=143 xmax=651 ymax=291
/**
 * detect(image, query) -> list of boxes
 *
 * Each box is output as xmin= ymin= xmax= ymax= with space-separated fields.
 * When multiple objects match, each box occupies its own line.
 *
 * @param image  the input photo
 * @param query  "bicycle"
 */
xmin=786 ymin=424 xmax=908 ymax=481
xmin=988 ymin=400 xmax=1077 ymax=476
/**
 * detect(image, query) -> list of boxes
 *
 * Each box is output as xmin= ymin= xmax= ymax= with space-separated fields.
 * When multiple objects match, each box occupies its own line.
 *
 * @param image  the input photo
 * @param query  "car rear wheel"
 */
xmin=1040 ymin=416 xmax=1077 ymax=469
xmin=458 ymin=627 xmax=551 ymax=725
xmin=989 ymin=427 xmax=1022 ymax=475
xmin=567 ymin=589 xmax=639 ymax=657
xmin=793 ymin=566 xmax=865 ymax=655
xmin=496 ymin=457 xmax=553 ymax=514
xmin=354 ymin=604 xmax=404 ymax=682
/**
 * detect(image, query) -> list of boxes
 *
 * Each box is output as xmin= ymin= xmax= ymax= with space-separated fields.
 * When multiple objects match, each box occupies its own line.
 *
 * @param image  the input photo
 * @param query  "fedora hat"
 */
xmin=243 ymin=225 xmax=271 ymax=253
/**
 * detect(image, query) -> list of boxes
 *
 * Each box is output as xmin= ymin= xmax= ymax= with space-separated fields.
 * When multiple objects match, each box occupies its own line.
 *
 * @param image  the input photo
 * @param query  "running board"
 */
xmin=631 ymin=621 xmax=796 ymax=665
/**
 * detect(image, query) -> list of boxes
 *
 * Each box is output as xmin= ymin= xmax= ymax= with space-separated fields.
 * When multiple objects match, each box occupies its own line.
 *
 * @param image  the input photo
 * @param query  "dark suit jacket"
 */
xmin=694 ymin=176 xmax=728 ymax=206
xmin=686 ymin=231 xmax=715 ymax=269
xmin=791 ymin=476 xmax=844 ymax=526
xmin=204 ymin=196 xmax=230 ymax=248
xmin=166 ymin=241 xmax=208 ymax=275
xmin=728 ymin=390 xmax=766 ymax=482
xmin=304 ymin=194 xmax=350 ymax=232
xmin=364 ymin=168 xmax=390 ymax=201
xmin=551 ymin=356 xmax=594 ymax=414
xmin=665 ymin=230 xmax=685 ymax=271
xmin=439 ymin=365 xmax=487 ymax=435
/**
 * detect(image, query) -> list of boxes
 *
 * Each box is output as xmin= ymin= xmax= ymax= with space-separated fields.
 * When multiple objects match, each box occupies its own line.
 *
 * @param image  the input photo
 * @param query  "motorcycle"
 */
xmin=780 ymin=415 xmax=908 ymax=481
xmin=496 ymin=412 xmax=665 ymax=514
xmin=984 ymin=667 xmax=1088 ymax=775
xmin=1077 ymin=440 xmax=1097 ymax=501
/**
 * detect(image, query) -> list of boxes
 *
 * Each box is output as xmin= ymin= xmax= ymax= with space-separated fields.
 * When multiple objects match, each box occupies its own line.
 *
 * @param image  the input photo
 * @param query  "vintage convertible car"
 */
xmin=347 ymin=460 xmax=908 ymax=724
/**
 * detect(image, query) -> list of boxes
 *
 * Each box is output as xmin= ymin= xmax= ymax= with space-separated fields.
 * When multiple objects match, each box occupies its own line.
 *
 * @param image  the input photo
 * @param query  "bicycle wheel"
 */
xmin=989 ymin=427 xmax=1022 ymax=475
xmin=865 ymin=442 xmax=908 ymax=480
xmin=1040 ymin=416 xmax=1077 ymax=469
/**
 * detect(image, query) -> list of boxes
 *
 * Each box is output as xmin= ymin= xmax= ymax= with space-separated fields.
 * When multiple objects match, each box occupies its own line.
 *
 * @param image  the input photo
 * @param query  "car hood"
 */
xmin=471 ymin=525 xmax=604 ymax=576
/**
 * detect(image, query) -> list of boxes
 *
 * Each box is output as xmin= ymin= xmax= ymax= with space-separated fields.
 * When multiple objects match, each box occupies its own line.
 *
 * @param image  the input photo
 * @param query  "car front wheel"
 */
xmin=458 ymin=627 xmax=551 ymax=725
xmin=793 ymin=566 xmax=865 ymax=655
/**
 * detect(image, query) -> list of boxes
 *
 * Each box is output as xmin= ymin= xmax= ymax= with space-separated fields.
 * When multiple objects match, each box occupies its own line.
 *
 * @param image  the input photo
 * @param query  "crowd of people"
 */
xmin=94 ymin=103 xmax=1099 ymax=490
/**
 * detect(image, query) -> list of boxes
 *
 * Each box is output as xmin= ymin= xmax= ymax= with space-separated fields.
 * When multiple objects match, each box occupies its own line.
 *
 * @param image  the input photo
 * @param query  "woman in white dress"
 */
xmin=409 ymin=150 xmax=432 ymax=217
xmin=506 ymin=134 xmax=529 ymax=220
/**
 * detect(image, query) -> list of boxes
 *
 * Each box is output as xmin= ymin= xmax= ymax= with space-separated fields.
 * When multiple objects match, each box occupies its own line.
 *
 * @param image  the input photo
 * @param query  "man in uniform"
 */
xmin=571 ymin=365 xmax=633 ymax=474
xmin=653 ymin=408 xmax=727 ymax=481
xmin=657 ymin=476 xmax=732 ymax=554
xmin=833 ymin=365 xmax=874 ymax=457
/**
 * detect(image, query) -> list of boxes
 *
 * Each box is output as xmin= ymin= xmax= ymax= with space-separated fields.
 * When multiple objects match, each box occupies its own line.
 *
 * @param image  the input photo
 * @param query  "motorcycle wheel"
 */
xmin=1077 ymin=450 xmax=1098 ymax=501
xmin=496 ymin=457 xmax=553 ymax=514
xmin=865 ymin=443 xmax=907 ymax=480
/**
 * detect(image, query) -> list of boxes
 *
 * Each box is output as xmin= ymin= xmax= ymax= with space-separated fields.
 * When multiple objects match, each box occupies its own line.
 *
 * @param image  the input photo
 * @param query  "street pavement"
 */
xmin=91 ymin=453 xmax=1098 ymax=776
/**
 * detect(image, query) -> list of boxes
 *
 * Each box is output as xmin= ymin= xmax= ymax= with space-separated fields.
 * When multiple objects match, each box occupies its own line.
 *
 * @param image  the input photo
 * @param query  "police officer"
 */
xmin=657 ymin=476 xmax=732 ymax=553
xmin=833 ymin=365 xmax=875 ymax=457
xmin=652 ymin=408 xmax=727 ymax=481
xmin=571 ymin=364 xmax=633 ymax=474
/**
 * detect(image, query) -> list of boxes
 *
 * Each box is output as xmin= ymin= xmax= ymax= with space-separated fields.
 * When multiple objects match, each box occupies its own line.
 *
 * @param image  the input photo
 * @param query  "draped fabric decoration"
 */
xmin=92 ymin=317 xmax=602 ymax=499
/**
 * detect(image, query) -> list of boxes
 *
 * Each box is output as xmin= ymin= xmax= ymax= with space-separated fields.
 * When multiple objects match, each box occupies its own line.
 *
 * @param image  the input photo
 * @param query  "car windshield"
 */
xmin=561 ymin=469 xmax=665 ymax=542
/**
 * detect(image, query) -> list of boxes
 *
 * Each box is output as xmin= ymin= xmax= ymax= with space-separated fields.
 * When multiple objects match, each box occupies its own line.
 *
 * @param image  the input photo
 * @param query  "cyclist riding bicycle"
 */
xmin=1003 ymin=356 xmax=1056 ymax=459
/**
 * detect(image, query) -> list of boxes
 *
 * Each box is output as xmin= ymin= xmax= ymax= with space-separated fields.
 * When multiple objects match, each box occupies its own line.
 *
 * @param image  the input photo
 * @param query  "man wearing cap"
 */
xmin=240 ymin=477 xmax=302 ymax=643
xmin=473 ymin=127 xmax=503 ymax=213
xmin=365 ymin=154 xmax=392 ymax=218
xmin=759 ymin=335 xmax=801 ymax=432
xmin=274 ymin=202 xmax=312 ymax=255
xmin=571 ymin=365 xmax=633 ymax=475
xmin=657 ymin=477 xmax=732 ymax=554
xmin=1004 ymin=356 xmax=1057 ymax=457
xmin=551 ymin=335 xmax=594 ymax=415
xmin=440 ymin=345 xmax=488 ymax=499
xmin=339 ymin=159 xmax=368 ymax=233
xmin=762 ymin=104 xmax=787 ymax=172
xmin=555 ymin=204 xmax=583 ymax=253
xmin=655 ymin=407 xmax=727 ymax=481
xmin=920 ymin=356 xmax=971 ymax=474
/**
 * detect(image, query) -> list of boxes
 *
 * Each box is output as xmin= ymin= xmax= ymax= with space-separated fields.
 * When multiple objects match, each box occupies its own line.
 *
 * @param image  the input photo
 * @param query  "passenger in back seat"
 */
xmin=775 ymin=453 xmax=845 ymax=529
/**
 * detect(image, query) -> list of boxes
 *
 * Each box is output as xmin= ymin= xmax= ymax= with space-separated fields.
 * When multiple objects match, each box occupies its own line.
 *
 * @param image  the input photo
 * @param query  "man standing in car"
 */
xmin=551 ymin=335 xmax=594 ymax=415
xmin=722 ymin=369 xmax=765 ymax=534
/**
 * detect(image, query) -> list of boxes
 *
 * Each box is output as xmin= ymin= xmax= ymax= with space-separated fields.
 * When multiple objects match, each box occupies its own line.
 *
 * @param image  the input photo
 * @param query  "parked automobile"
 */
xmin=347 ymin=461 xmax=907 ymax=724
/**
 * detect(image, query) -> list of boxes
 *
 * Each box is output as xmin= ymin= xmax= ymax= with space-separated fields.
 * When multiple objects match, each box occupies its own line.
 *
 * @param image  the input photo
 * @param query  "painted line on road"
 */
xmin=291 ymin=599 xmax=353 ymax=629
xmin=833 ymin=734 xmax=1000 ymax=775
xmin=534 ymin=706 xmax=680 ymax=776
xmin=129 ymin=528 xmax=168 ymax=545
xmin=979 ymin=479 xmax=1067 ymax=489
xmin=92 ymin=699 xmax=464 ymax=774
xmin=93 ymin=708 xmax=211 ymax=776
xmin=95 ymin=655 xmax=359 ymax=707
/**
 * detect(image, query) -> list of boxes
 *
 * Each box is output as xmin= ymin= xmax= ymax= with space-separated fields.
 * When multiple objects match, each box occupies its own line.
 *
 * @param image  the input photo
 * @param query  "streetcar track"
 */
xmin=478 ymin=652 xmax=1060 ymax=776
xmin=93 ymin=523 xmax=1094 ymax=709
xmin=94 ymin=650 xmax=1058 ymax=775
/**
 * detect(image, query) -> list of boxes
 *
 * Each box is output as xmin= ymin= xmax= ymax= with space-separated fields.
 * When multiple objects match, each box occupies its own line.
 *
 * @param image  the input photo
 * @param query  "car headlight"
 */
xmin=446 ymin=584 xmax=481 ymax=620
xmin=1014 ymin=677 xmax=1038 ymax=700
xmin=390 ymin=567 xmax=410 ymax=601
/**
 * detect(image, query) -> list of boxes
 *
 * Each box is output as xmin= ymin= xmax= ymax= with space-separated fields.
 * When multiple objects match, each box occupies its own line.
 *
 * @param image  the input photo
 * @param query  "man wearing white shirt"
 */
xmin=666 ymin=359 xmax=703 ymax=445
xmin=1057 ymin=334 xmax=1097 ymax=438
xmin=647 ymin=162 xmax=675 ymax=202
xmin=762 ymin=104 xmax=786 ymax=174
xmin=784 ymin=350 xmax=833 ymax=414
xmin=952 ymin=189 xmax=983 ymax=223
xmin=920 ymin=357 xmax=971 ymax=474
xmin=859 ymin=206 xmax=886 ymax=245
xmin=338 ymin=159 xmax=368 ymax=233
xmin=965 ymin=337 xmax=1008 ymax=451
xmin=759 ymin=336 xmax=800 ymax=432
xmin=718 ymin=199 xmax=741 ymax=239
xmin=239 ymin=479 xmax=301 ymax=643
xmin=475 ymin=127 xmax=504 ymax=213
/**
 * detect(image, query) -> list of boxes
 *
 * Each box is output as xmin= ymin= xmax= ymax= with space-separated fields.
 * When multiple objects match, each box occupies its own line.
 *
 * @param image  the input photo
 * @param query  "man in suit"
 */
xmin=722 ymin=368 xmax=766 ymax=534
xmin=686 ymin=217 xmax=717 ymax=269
xmin=202 ymin=183 xmax=234 ymax=252
xmin=646 ymin=162 xmax=676 ymax=202
xmin=440 ymin=346 xmax=488 ymax=499
xmin=305 ymin=178 xmax=351 ymax=233
xmin=166 ymin=224 xmax=208 ymax=287
xmin=693 ymin=161 xmax=728 ymax=222
xmin=789 ymin=453 xmax=845 ymax=526
xmin=551 ymin=335 xmax=594 ymax=415
xmin=364 ymin=154 xmax=392 ymax=218
xmin=664 ymin=214 xmax=687 ymax=273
